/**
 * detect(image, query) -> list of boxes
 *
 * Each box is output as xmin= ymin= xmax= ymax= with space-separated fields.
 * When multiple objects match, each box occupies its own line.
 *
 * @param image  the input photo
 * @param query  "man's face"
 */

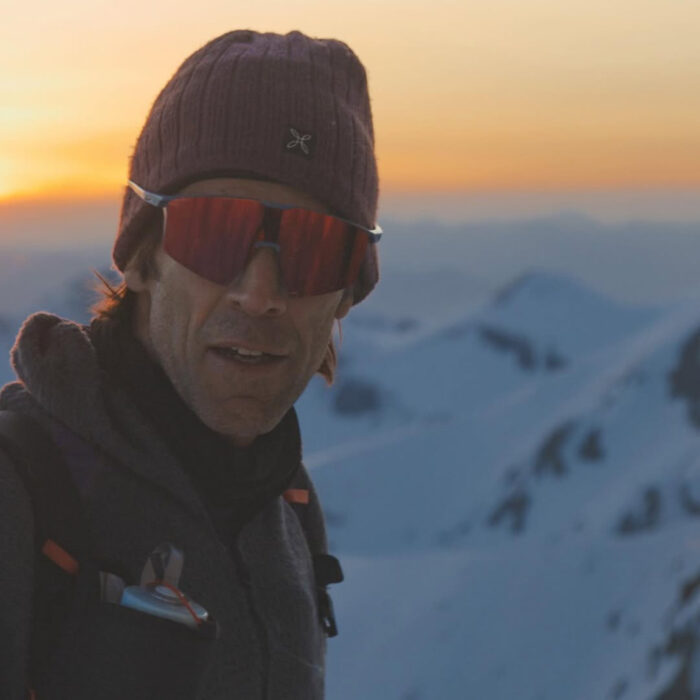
xmin=125 ymin=177 xmax=353 ymax=446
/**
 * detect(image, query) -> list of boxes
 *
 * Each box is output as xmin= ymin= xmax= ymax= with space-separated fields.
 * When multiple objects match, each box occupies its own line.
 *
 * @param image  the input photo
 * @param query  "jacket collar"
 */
xmin=3 ymin=312 xmax=299 ymax=523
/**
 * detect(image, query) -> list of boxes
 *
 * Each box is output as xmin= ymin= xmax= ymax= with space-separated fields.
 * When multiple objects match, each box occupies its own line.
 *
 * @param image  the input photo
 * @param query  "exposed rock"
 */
xmin=492 ymin=272 xmax=536 ymax=306
xmin=545 ymin=350 xmax=568 ymax=371
xmin=478 ymin=325 xmax=536 ymax=370
xmin=669 ymin=327 xmax=700 ymax=430
xmin=649 ymin=567 xmax=700 ymax=698
xmin=333 ymin=378 xmax=382 ymax=415
xmin=533 ymin=421 xmax=576 ymax=477
xmin=477 ymin=324 xmax=569 ymax=374
xmin=487 ymin=489 xmax=531 ymax=534
xmin=616 ymin=487 xmax=661 ymax=534
xmin=680 ymin=572 xmax=700 ymax=605
xmin=653 ymin=628 xmax=695 ymax=699
xmin=579 ymin=429 xmax=605 ymax=461
xmin=679 ymin=483 xmax=700 ymax=517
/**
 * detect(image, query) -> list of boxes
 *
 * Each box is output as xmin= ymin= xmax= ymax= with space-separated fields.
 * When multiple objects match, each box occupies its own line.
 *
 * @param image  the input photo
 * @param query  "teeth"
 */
xmin=231 ymin=347 xmax=263 ymax=357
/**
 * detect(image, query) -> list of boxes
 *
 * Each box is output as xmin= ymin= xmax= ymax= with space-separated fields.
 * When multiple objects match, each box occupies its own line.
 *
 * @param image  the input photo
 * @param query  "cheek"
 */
xmin=146 ymin=292 xmax=197 ymax=375
xmin=294 ymin=297 xmax=342 ymax=364
xmin=150 ymin=280 xmax=186 ymax=336
xmin=149 ymin=266 xmax=220 ymax=344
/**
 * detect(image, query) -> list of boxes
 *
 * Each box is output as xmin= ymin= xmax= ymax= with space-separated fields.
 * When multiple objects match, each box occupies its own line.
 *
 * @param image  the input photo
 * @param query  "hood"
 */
xmin=1 ymin=312 xmax=208 ymax=518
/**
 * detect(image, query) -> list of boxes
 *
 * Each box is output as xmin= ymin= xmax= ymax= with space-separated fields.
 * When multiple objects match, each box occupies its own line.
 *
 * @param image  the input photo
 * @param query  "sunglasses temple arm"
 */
xmin=129 ymin=179 xmax=383 ymax=241
xmin=128 ymin=180 xmax=174 ymax=208
xmin=366 ymin=224 xmax=382 ymax=243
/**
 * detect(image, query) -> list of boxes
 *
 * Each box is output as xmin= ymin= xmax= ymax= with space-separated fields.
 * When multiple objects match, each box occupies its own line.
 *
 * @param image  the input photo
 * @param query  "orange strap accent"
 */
xmin=28 ymin=689 xmax=37 ymax=700
xmin=151 ymin=580 xmax=203 ymax=627
xmin=42 ymin=539 xmax=79 ymax=576
xmin=283 ymin=489 xmax=309 ymax=505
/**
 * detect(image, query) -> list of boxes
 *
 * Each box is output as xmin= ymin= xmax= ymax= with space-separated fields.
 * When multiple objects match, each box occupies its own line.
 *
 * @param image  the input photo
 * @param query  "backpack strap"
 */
xmin=284 ymin=466 xmax=344 ymax=637
xmin=0 ymin=411 xmax=88 ymax=565
xmin=0 ymin=410 xmax=89 ymax=691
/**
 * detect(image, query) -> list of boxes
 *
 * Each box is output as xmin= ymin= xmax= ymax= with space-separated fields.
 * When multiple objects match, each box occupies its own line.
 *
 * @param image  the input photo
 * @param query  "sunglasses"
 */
xmin=128 ymin=180 xmax=382 ymax=297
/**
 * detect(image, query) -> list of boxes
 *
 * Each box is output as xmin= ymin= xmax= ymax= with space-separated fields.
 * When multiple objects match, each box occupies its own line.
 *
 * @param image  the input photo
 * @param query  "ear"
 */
xmin=334 ymin=288 xmax=353 ymax=320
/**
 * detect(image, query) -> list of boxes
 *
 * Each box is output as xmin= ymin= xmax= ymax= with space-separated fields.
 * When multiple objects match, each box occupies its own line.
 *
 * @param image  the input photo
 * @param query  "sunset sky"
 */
xmin=1 ymin=0 xmax=699 ymax=209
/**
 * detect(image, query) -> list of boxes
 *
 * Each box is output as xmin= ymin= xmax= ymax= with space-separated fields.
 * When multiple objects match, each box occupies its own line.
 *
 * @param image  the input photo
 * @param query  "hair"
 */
xmin=92 ymin=225 xmax=340 ymax=385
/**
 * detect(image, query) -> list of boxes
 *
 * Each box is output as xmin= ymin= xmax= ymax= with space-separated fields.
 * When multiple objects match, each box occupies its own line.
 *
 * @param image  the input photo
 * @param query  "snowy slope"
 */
xmin=297 ymin=271 xmax=660 ymax=461
xmin=294 ymin=278 xmax=700 ymax=700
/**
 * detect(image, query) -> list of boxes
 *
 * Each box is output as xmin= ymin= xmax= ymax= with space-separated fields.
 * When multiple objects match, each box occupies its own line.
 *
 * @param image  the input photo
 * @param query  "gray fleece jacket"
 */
xmin=0 ymin=313 xmax=330 ymax=699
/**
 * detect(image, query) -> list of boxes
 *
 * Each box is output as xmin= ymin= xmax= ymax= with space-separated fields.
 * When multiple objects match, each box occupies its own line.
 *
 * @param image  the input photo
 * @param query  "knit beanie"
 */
xmin=114 ymin=29 xmax=379 ymax=304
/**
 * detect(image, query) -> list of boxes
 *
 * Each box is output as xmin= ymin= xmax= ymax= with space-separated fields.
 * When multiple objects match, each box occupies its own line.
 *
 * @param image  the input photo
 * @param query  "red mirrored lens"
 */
xmin=162 ymin=197 xmax=370 ymax=295
xmin=277 ymin=208 xmax=368 ymax=295
xmin=163 ymin=197 xmax=262 ymax=285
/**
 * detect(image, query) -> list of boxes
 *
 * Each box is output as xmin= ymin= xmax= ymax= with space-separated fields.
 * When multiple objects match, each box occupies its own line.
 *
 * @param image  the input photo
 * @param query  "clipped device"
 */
xmin=112 ymin=542 xmax=211 ymax=631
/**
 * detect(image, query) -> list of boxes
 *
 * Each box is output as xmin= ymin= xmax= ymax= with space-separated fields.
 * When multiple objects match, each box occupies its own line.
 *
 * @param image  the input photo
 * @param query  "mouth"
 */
xmin=209 ymin=344 xmax=288 ymax=366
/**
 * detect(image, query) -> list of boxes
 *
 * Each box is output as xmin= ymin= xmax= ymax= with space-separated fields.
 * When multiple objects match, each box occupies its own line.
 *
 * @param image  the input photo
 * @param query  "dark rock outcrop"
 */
xmin=333 ymin=377 xmax=382 ymax=415
xmin=478 ymin=325 xmax=536 ymax=370
xmin=487 ymin=489 xmax=531 ymax=534
xmin=579 ymin=429 xmax=605 ymax=461
xmin=478 ymin=324 xmax=568 ymax=374
xmin=669 ymin=328 xmax=700 ymax=430
xmin=616 ymin=487 xmax=661 ymax=534
xmin=533 ymin=422 xmax=576 ymax=477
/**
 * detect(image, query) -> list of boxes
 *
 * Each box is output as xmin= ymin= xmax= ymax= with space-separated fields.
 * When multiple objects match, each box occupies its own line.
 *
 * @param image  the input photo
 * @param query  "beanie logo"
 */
xmin=285 ymin=126 xmax=315 ymax=158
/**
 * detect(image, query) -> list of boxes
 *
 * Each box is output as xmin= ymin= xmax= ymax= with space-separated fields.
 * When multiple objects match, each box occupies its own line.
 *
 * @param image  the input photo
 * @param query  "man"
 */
xmin=0 ymin=29 xmax=380 ymax=699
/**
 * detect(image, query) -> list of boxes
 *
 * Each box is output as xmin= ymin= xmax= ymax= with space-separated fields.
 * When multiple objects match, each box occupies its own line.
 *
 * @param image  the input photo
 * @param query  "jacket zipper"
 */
xmin=231 ymin=541 xmax=270 ymax=700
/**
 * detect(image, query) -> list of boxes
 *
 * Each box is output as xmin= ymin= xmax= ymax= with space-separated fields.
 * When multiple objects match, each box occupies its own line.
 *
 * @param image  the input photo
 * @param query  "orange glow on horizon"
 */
xmin=2 ymin=0 xmax=700 ymax=206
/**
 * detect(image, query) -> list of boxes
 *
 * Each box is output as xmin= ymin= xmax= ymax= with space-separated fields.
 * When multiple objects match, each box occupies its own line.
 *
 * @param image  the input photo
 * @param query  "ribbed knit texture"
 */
xmin=115 ymin=29 xmax=379 ymax=304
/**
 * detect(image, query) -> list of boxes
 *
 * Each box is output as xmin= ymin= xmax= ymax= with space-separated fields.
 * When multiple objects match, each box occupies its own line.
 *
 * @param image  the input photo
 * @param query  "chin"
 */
xmin=199 ymin=403 xmax=278 ymax=444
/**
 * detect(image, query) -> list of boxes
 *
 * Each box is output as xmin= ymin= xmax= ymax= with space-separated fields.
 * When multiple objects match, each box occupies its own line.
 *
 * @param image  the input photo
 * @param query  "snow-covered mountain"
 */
xmin=6 ymin=241 xmax=700 ymax=697
xmin=293 ymin=272 xmax=700 ymax=700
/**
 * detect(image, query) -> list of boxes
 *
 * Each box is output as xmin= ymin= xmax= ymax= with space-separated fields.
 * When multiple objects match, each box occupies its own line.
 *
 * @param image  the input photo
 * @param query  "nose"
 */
xmin=225 ymin=246 xmax=287 ymax=317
